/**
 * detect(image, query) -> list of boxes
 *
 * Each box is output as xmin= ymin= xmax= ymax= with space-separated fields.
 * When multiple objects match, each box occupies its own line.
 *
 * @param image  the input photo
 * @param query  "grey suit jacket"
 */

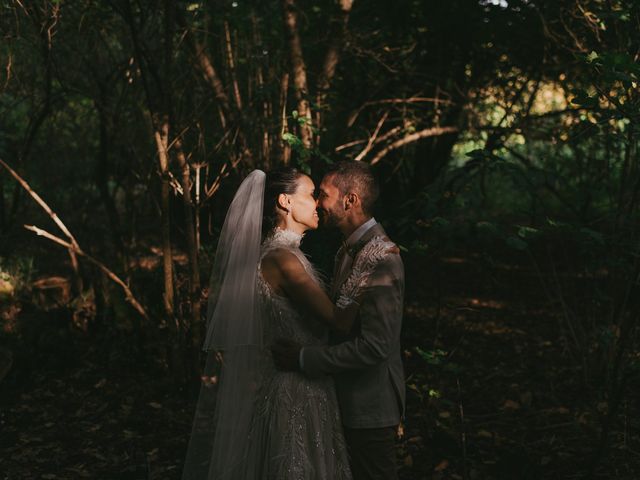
xmin=302 ymin=223 xmax=406 ymax=428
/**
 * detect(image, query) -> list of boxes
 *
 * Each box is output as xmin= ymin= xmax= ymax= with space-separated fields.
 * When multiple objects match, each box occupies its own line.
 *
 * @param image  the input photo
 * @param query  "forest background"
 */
xmin=1 ymin=0 xmax=639 ymax=478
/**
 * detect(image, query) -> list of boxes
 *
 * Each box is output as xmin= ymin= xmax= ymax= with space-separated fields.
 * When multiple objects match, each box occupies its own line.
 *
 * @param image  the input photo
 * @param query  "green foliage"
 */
xmin=281 ymin=132 xmax=304 ymax=150
xmin=0 ymin=256 xmax=35 ymax=299
xmin=415 ymin=346 xmax=447 ymax=365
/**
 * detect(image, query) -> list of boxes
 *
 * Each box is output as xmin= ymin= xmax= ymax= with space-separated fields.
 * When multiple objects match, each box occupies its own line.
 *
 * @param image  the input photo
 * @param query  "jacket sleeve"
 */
xmin=301 ymin=253 xmax=404 ymax=377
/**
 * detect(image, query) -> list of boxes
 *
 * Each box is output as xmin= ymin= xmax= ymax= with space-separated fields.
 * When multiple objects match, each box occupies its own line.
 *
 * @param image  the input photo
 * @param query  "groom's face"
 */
xmin=317 ymin=174 xmax=346 ymax=228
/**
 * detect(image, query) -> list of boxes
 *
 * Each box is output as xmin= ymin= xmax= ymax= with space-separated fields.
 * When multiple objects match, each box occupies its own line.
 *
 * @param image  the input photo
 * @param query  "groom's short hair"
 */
xmin=326 ymin=160 xmax=379 ymax=215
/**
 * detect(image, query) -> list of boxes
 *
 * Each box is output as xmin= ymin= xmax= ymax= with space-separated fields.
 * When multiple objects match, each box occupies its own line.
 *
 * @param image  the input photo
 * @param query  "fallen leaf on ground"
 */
xmin=502 ymin=399 xmax=520 ymax=410
xmin=434 ymin=459 xmax=449 ymax=472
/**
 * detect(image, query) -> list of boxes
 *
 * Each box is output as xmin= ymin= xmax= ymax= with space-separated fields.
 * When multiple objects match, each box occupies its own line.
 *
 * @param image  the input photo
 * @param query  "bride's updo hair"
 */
xmin=263 ymin=167 xmax=305 ymax=235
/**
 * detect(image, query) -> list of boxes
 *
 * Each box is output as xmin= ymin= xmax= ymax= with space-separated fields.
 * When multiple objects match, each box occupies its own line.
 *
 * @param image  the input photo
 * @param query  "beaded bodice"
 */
xmin=257 ymin=229 xmax=327 ymax=346
xmin=248 ymin=228 xmax=352 ymax=480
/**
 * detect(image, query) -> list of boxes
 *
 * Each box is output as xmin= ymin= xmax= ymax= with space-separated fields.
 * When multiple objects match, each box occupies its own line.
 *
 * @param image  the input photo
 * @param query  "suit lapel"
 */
xmin=331 ymin=223 xmax=387 ymax=298
xmin=350 ymin=223 xmax=386 ymax=257
xmin=330 ymin=244 xmax=347 ymax=299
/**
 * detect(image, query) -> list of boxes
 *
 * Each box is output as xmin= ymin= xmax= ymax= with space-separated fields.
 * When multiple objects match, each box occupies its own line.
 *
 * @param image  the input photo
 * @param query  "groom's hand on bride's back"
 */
xmin=270 ymin=338 xmax=302 ymax=372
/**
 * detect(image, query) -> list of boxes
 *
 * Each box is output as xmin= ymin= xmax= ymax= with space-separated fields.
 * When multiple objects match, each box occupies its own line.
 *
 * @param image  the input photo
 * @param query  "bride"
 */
xmin=182 ymin=168 xmax=363 ymax=479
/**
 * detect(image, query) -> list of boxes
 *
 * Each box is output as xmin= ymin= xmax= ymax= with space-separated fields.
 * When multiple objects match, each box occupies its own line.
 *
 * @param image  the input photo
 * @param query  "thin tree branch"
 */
xmin=348 ymin=96 xmax=455 ymax=127
xmin=335 ymin=138 xmax=367 ymax=152
xmin=175 ymin=9 xmax=231 ymax=120
xmin=0 ymin=158 xmax=79 ymax=247
xmin=354 ymin=110 xmax=388 ymax=161
xmin=369 ymin=126 xmax=458 ymax=165
xmin=224 ymin=20 xmax=243 ymax=111
xmin=335 ymin=125 xmax=403 ymax=152
xmin=2 ymin=52 xmax=12 ymax=91
xmin=24 ymin=225 xmax=148 ymax=320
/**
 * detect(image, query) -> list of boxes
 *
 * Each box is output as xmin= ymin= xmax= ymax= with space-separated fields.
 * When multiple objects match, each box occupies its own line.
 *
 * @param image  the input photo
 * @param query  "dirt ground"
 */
xmin=1 ymin=249 xmax=638 ymax=479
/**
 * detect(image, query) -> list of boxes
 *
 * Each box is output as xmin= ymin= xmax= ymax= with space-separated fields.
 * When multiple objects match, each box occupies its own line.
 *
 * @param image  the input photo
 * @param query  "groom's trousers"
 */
xmin=343 ymin=426 xmax=398 ymax=480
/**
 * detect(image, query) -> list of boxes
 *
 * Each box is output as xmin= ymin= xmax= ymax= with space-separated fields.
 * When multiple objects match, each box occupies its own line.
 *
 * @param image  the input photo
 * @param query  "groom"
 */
xmin=274 ymin=160 xmax=405 ymax=480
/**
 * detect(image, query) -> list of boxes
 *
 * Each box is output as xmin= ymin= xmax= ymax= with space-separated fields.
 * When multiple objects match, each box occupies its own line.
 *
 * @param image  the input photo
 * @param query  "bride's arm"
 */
xmin=261 ymin=250 xmax=358 ymax=334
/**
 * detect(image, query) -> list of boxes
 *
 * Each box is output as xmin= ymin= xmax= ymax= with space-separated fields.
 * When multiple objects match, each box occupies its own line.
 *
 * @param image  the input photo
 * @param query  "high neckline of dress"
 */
xmin=269 ymin=228 xmax=304 ymax=248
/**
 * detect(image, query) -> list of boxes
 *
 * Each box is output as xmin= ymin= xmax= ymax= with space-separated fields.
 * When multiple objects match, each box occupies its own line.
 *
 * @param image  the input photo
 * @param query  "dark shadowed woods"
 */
xmin=1 ymin=0 xmax=639 ymax=478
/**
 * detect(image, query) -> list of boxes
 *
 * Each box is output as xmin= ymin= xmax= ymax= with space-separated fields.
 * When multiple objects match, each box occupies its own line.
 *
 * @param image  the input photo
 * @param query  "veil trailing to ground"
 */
xmin=182 ymin=170 xmax=266 ymax=479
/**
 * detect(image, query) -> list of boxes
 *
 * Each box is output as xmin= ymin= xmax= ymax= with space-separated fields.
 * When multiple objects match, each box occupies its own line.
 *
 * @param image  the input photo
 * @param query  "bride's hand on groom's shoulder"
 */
xmin=270 ymin=338 xmax=302 ymax=372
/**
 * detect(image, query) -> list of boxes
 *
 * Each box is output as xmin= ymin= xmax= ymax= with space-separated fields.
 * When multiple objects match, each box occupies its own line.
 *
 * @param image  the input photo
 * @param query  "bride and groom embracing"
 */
xmin=182 ymin=161 xmax=405 ymax=480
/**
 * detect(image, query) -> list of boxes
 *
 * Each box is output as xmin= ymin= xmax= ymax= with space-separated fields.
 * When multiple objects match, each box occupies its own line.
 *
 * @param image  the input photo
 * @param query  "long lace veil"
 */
xmin=182 ymin=170 xmax=266 ymax=479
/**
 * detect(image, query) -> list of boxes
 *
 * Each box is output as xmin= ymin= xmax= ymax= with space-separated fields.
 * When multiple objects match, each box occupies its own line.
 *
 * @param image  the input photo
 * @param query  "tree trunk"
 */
xmin=124 ymin=0 xmax=176 ymax=321
xmin=95 ymin=86 xmax=126 ymax=261
xmin=278 ymin=72 xmax=291 ymax=164
xmin=174 ymin=139 xmax=202 ymax=350
xmin=251 ymin=13 xmax=271 ymax=168
xmin=177 ymin=9 xmax=253 ymax=165
xmin=224 ymin=20 xmax=243 ymax=111
xmin=282 ymin=0 xmax=313 ymax=149
xmin=315 ymin=0 xmax=354 ymax=144
xmin=154 ymin=118 xmax=175 ymax=318
xmin=0 ymin=180 xmax=5 ymax=233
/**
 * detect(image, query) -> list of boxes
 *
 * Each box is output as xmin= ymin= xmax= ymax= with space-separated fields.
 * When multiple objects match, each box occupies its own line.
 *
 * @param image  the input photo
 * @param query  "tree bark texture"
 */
xmin=174 ymin=138 xmax=202 ymax=349
xmin=95 ymin=86 xmax=126 ymax=260
xmin=315 ymin=0 xmax=354 ymax=142
xmin=154 ymin=119 xmax=175 ymax=318
xmin=282 ymin=0 xmax=313 ymax=149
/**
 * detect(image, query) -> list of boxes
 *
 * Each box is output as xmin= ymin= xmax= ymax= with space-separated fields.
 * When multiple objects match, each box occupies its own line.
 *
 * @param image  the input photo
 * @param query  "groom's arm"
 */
xmin=301 ymin=254 xmax=404 ymax=377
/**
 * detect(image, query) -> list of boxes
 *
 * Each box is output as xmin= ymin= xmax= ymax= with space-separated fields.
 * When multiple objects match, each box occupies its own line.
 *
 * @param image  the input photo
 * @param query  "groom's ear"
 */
xmin=344 ymin=192 xmax=359 ymax=210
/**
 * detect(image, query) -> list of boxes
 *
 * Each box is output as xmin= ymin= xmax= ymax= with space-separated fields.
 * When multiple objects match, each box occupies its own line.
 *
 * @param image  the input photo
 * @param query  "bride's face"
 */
xmin=285 ymin=175 xmax=320 ymax=232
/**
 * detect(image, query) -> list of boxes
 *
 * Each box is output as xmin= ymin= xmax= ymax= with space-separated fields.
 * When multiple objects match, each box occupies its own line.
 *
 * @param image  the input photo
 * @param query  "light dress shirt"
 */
xmin=299 ymin=218 xmax=378 ymax=370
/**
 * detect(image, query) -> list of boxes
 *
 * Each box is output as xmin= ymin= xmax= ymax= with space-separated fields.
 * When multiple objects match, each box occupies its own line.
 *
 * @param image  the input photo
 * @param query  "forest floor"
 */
xmin=1 ymin=247 xmax=639 ymax=479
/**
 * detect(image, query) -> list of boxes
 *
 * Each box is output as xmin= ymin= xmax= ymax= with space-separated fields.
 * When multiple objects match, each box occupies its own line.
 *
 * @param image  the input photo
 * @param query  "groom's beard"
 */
xmin=319 ymin=208 xmax=345 ymax=228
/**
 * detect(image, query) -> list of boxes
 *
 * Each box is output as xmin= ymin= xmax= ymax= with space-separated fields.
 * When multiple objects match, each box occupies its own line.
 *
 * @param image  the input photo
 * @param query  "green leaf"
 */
xmin=409 ymin=241 xmax=429 ymax=255
xmin=465 ymin=149 xmax=490 ymax=159
xmin=579 ymin=227 xmax=605 ymax=245
xmin=415 ymin=347 xmax=447 ymax=365
xmin=431 ymin=217 xmax=450 ymax=228
xmin=299 ymin=163 xmax=311 ymax=175
xmin=517 ymin=226 xmax=539 ymax=240
xmin=281 ymin=132 xmax=303 ymax=148
xmin=546 ymin=218 xmax=571 ymax=229
xmin=506 ymin=236 xmax=528 ymax=250
xmin=476 ymin=221 xmax=500 ymax=237
xmin=571 ymin=90 xmax=598 ymax=108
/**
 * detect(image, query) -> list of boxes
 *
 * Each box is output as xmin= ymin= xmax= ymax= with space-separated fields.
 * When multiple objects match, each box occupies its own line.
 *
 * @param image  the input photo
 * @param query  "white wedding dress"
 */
xmin=241 ymin=228 xmax=352 ymax=479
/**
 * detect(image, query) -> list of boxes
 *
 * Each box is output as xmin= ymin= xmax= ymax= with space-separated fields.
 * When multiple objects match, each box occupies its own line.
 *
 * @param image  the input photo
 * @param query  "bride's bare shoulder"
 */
xmin=261 ymin=249 xmax=312 ymax=296
xmin=262 ymin=248 xmax=305 ymax=275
